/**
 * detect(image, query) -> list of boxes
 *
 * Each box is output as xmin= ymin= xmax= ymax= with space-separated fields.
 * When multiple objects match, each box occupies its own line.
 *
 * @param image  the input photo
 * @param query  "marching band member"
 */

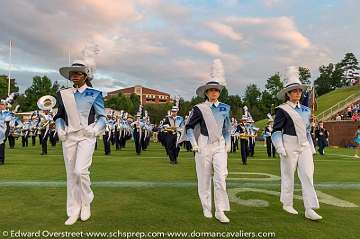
xmin=49 ymin=117 xmax=58 ymax=147
xmin=21 ymin=118 xmax=31 ymax=147
xmin=8 ymin=112 xmax=22 ymax=149
xmin=237 ymin=116 xmax=249 ymax=165
xmin=39 ymin=109 xmax=53 ymax=155
xmin=230 ymin=118 xmax=238 ymax=153
xmin=0 ymin=99 xmax=12 ymax=165
xmin=315 ymin=121 xmax=329 ymax=155
xmin=271 ymin=67 xmax=322 ymax=221
xmin=30 ymin=112 xmax=40 ymax=146
xmin=246 ymin=116 xmax=257 ymax=157
xmin=162 ymin=105 xmax=184 ymax=164
xmin=185 ymin=80 xmax=231 ymax=223
xmin=103 ymin=113 xmax=113 ymax=155
xmin=264 ymin=114 xmax=276 ymax=158
xmin=141 ymin=111 xmax=152 ymax=151
xmin=54 ymin=60 xmax=106 ymax=225
xmin=114 ymin=111 xmax=123 ymax=151
xmin=131 ymin=110 xmax=144 ymax=155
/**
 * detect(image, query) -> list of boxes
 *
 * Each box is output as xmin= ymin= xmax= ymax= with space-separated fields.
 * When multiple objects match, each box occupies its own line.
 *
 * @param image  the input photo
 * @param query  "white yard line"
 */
xmin=0 ymin=180 xmax=360 ymax=189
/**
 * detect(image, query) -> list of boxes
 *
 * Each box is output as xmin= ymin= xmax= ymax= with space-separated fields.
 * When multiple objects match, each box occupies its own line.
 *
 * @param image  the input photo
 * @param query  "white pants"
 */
xmin=62 ymin=130 xmax=96 ymax=217
xmin=280 ymin=135 xmax=319 ymax=209
xmin=195 ymin=134 xmax=230 ymax=213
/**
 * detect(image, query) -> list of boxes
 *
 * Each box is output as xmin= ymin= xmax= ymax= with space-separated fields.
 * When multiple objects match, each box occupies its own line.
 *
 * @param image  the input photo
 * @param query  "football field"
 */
xmin=0 ymin=140 xmax=359 ymax=239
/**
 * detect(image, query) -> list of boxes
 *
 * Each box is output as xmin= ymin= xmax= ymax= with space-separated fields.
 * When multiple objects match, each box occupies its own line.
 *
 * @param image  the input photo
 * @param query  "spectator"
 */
xmin=347 ymin=106 xmax=352 ymax=119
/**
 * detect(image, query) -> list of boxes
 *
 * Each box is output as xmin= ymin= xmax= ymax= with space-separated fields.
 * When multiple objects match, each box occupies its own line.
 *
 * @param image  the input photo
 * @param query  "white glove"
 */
xmin=84 ymin=126 xmax=96 ymax=138
xmin=277 ymin=148 xmax=287 ymax=158
xmin=58 ymin=129 xmax=67 ymax=142
xmin=226 ymin=143 xmax=231 ymax=153
xmin=192 ymin=145 xmax=200 ymax=153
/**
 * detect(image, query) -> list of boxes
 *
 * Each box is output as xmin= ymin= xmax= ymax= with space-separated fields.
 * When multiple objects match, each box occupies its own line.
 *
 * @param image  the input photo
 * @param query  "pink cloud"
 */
xmin=180 ymin=39 xmax=222 ymax=56
xmin=206 ymin=21 xmax=243 ymax=41
xmin=225 ymin=16 xmax=311 ymax=49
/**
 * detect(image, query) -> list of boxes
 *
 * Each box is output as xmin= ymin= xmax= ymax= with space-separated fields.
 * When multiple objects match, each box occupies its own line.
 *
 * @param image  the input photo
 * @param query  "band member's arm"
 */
xmin=306 ymin=113 xmax=315 ymax=148
xmin=223 ymin=110 xmax=231 ymax=148
xmin=185 ymin=106 xmax=202 ymax=148
xmin=179 ymin=117 xmax=185 ymax=128
xmin=271 ymin=108 xmax=286 ymax=156
xmin=54 ymin=91 xmax=66 ymax=132
xmin=92 ymin=92 xmax=107 ymax=135
xmin=162 ymin=117 xmax=170 ymax=128
xmin=15 ymin=118 xmax=23 ymax=128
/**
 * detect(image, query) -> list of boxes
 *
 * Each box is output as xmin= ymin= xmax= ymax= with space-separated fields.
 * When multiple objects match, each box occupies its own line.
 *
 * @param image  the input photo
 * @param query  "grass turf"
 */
xmin=0 ymin=140 xmax=359 ymax=239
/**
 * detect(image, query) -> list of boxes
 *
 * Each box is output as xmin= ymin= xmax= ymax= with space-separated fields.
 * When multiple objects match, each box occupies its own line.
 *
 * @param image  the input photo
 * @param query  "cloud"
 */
xmin=180 ymin=39 xmax=222 ymax=56
xmin=225 ymin=16 xmax=311 ymax=50
xmin=206 ymin=21 xmax=243 ymax=41
xmin=0 ymin=0 xmax=357 ymax=101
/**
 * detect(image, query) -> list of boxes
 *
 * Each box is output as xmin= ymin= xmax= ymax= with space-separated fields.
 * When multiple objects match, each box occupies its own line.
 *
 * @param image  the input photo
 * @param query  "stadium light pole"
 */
xmin=7 ymin=40 xmax=12 ymax=96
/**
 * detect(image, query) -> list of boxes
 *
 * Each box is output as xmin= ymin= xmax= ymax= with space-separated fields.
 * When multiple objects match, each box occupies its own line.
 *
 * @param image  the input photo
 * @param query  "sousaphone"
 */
xmin=37 ymin=95 xmax=56 ymax=111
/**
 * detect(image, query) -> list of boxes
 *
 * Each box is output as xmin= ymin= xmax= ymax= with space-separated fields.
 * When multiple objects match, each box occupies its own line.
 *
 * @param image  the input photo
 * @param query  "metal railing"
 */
xmin=317 ymin=92 xmax=360 ymax=121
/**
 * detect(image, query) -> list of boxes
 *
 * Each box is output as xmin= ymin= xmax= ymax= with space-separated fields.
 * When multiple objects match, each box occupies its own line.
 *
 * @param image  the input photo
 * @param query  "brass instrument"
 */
xmin=37 ymin=95 xmax=56 ymax=130
xmin=163 ymin=126 xmax=177 ymax=134
xmin=37 ymin=95 xmax=56 ymax=111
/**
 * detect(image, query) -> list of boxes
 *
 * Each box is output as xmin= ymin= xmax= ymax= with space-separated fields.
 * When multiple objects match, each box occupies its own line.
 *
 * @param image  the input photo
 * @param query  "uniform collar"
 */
xmin=206 ymin=100 xmax=220 ymax=107
xmin=287 ymin=101 xmax=301 ymax=109
xmin=73 ymin=84 xmax=88 ymax=93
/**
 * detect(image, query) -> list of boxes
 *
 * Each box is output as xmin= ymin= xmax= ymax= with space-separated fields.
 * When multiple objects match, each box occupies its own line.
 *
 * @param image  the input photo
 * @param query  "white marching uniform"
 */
xmin=185 ymin=101 xmax=231 ymax=213
xmin=54 ymin=84 xmax=106 ymax=217
xmin=272 ymin=101 xmax=319 ymax=210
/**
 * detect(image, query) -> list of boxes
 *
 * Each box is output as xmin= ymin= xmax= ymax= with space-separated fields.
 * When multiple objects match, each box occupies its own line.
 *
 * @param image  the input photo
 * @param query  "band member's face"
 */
xmin=287 ymin=88 xmax=302 ymax=102
xmin=171 ymin=111 xmax=177 ymax=117
xmin=319 ymin=123 xmax=324 ymax=128
xmin=206 ymin=88 xmax=220 ymax=101
xmin=70 ymin=71 xmax=87 ymax=87
xmin=0 ymin=104 xmax=6 ymax=110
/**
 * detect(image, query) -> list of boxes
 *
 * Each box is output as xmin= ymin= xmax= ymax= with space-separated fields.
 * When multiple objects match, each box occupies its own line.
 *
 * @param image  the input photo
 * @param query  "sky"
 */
xmin=0 ymin=0 xmax=358 ymax=99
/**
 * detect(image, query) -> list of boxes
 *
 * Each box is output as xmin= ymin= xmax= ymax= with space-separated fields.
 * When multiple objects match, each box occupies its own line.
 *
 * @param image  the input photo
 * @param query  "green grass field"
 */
xmin=0 ymin=140 xmax=359 ymax=239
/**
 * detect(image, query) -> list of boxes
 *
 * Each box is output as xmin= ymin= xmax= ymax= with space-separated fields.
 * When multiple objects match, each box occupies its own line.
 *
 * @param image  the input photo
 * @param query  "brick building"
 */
xmin=106 ymin=85 xmax=172 ymax=105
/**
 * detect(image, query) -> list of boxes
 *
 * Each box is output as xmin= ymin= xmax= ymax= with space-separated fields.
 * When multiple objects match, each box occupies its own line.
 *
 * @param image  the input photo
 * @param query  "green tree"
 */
xmin=0 ymin=75 xmax=19 ymax=99
xmin=265 ymin=73 xmax=283 ymax=97
xmin=129 ymin=93 xmax=141 ymax=114
xmin=19 ymin=75 xmax=59 ymax=112
xmin=144 ymin=103 xmax=173 ymax=124
xmin=314 ymin=64 xmax=334 ymax=96
xmin=218 ymin=87 xmax=229 ymax=103
xmin=298 ymin=66 xmax=312 ymax=85
xmin=332 ymin=63 xmax=345 ymax=88
xmin=244 ymin=84 xmax=262 ymax=120
xmin=340 ymin=52 xmax=359 ymax=85
xmin=227 ymin=95 xmax=243 ymax=119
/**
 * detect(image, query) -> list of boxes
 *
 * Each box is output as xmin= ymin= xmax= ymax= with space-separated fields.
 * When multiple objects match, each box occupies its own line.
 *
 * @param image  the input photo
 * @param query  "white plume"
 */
xmin=81 ymin=41 xmax=100 ymax=80
xmin=209 ymin=59 xmax=226 ymax=86
xmin=175 ymin=95 xmax=180 ymax=108
xmin=284 ymin=66 xmax=299 ymax=85
xmin=13 ymin=105 xmax=20 ymax=113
